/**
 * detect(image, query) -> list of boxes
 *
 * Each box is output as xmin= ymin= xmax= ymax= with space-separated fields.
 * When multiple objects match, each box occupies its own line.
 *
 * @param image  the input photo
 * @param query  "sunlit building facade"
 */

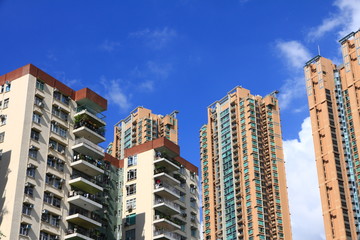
xmin=200 ymin=86 xmax=292 ymax=240
xmin=304 ymin=29 xmax=360 ymax=239
xmin=0 ymin=64 xmax=122 ymax=240
xmin=112 ymin=107 xmax=178 ymax=159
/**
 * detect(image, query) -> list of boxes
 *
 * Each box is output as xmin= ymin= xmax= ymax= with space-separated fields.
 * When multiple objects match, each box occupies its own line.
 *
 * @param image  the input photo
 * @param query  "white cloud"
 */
xmin=130 ymin=27 xmax=177 ymax=50
xmin=101 ymin=77 xmax=131 ymax=112
xmin=139 ymin=80 xmax=154 ymax=92
xmin=146 ymin=61 xmax=173 ymax=79
xmin=283 ymin=117 xmax=325 ymax=240
xmin=275 ymin=41 xmax=310 ymax=109
xmin=278 ymin=77 xmax=306 ymax=110
xmin=308 ymin=0 xmax=360 ymax=40
xmin=276 ymin=40 xmax=311 ymax=69
xmin=100 ymin=39 xmax=121 ymax=52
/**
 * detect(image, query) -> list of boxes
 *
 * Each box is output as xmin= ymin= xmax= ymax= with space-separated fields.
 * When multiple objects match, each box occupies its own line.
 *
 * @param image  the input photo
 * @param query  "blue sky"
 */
xmin=1 ymin=0 xmax=360 ymax=239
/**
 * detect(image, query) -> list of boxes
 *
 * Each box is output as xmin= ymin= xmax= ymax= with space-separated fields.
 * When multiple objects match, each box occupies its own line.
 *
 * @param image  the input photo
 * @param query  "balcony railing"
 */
xmin=154 ymin=197 xmax=180 ymax=212
xmin=76 ymin=106 xmax=105 ymax=121
xmin=73 ymin=154 xmax=104 ymax=169
xmin=74 ymin=121 xmax=105 ymax=137
xmin=69 ymin=190 xmax=101 ymax=205
xmin=154 ymin=181 xmax=180 ymax=196
xmin=74 ymin=138 xmax=104 ymax=153
xmin=154 ymin=229 xmax=182 ymax=240
xmin=71 ymin=172 xmax=102 ymax=187
xmin=69 ymin=206 xmax=101 ymax=222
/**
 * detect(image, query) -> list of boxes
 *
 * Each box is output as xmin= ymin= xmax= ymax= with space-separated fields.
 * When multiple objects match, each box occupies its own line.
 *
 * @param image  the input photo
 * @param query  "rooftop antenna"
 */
xmin=317 ymin=45 xmax=321 ymax=56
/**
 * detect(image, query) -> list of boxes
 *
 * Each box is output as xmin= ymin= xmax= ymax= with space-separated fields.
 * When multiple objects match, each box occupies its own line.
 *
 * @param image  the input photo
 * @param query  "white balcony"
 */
xmin=154 ymin=172 xmax=180 ymax=185
xmin=65 ymin=232 xmax=94 ymax=240
xmin=153 ymin=216 xmax=180 ymax=231
xmin=154 ymin=197 xmax=181 ymax=216
xmin=73 ymin=126 xmax=105 ymax=144
xmin=154 ymin=181 xmax=180 ymax=200
xmin=154 ymin=157 xmax=180 ymax=172
xmin=68 ymin=195 xmax=102 ymax=212
xmin=71 ymin=159 xmax=104 ymax=177
xmin=69 ymin=177 xmax=103 ymax=194
xmin=72 ymin=138 xmax=104 ymax=159
xmin=66 ymin=213 xmax=101 ymax=229
xmin=153 ymin=230 xmax=183 ymax=240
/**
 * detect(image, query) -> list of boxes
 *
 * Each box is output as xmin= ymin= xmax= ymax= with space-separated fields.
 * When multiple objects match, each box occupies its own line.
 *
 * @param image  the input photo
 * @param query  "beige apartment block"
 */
xmin=112 ymin=107 xmax=179 ymax=160
xmin=200 ymin=86 xmax=292 ymax=240
xmin=0 ymin=64 xmax=122 ymax=240
xmin=120 ymin=137 xmax=200 ymax=240
xmin=304 ymin=29 xmax=360 ymax=240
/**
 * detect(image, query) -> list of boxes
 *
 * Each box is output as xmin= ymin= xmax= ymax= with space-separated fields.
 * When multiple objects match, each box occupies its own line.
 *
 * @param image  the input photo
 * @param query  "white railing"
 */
xmin=154 ymin=197 xmax=180 ymax=212
xmin=154 ymin=229 xmax=182 ymax=240
xmin=74 ymin=138 xmax=104 ymax=153
xmin=154 ymin=181 xmax=180 ymax=196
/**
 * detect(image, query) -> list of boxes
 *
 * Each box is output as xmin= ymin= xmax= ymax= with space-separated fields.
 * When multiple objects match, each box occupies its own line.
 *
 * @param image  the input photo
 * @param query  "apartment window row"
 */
xmin=127 ymin=169 xmax=137 ymax=181
xmin=44 ymin=191 xmax=61 ymax=208
xmin=40 ymin=231 xmax=59 ymax=240
xmin=27 ymin=164 xmax=37 ymax=178
xmin=53 ymin=91 xmax=70 ymax=105
xmin=34 ymin=95 xmax=44 ymax=108
xmin=22 ymin=203 xmax=34 ymax=216
xmin=31 ymin=129 xmax=40 ymax=141
xmin=127 ymin=155 xmax=137 ymax=167
xmin=126 ymin=198 xmax=136 ymax=210
xmin=24 ymin=183 xmax=35 ymax=199
xmin=50 ymin=121 xmax=67 ymax=138
xmin=126 ymin=184 xmax=136 ymax=196
xmin=45 ymin=173 xmax=64 ymax=190
xmin=52 ymin=105 xmax=68 ymax=122
xmin=19 ymin=223 xmax=31 ymax=236
xmin=0 ymin=98 xmax=9 ymax=109
xmin=0 ymin=114 xmax=7 ymax=126
xmin=33 ymin=112 xmax=42 ymax=124
xmin=41 ymin=210 xmax=61 ymax=227
xmin=47 ymin=156 xmax=64 ymax=172
xmin=49 ymin=139 xmax=66 ymax=154
xmin=0 ymin=82 xmax=11 ymax=93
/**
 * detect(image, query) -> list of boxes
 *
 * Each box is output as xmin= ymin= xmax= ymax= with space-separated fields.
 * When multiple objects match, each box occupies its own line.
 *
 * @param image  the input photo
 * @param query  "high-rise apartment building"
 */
xmin=0 ymin=64 xmax=123 ymax=240
xmin=112 ymin=107 xmax=178 ymax=159
xmin=200 ymin=86 xmax=292 ymax=240
xmin=119 ymin=137 xmax=200 ymax=240
xmin=112 ymin=107 xmax=200 ymax=240
xmin=304 ymin=29 xmax=360 ymax=239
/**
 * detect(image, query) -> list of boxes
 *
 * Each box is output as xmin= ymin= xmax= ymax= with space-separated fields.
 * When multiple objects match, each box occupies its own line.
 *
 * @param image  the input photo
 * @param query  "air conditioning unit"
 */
xmin=42 ymin=209 xmax=49 ymax=214
xmin=25 ymin=183 xmax=30 ymax=187
xmin=30 ymin=145 xmax=36 ymax=150
xmin=60 ymin=150 xmax=65 ymax=154
xmin=49 ymin=193 xmax=54 ymax=197
xmin=155 ymin=215 xmax=160 ymax=220
xmin=38 ymin=102 xmax=44 ymax=108
xmin=57 ymin=216 xmax=62 ymax=220
xmin=54 ymin=236 xmax=60 ymax=240
xmin=60 ymin=179 xmax=64 ymax=183
xmin=127 ymin=206 xmax=133 ymax=211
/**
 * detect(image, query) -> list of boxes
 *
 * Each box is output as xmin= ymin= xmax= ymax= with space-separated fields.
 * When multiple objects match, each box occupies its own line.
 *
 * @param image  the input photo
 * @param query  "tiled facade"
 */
xmin=200 ymin=86 xmax=292 ymax=240
xmin=304 ymin=29 xmax=360 ymax=239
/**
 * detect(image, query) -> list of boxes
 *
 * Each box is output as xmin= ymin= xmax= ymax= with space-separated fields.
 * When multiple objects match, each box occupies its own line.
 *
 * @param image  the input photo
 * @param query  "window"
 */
xmin=22 ymin=203 xmax=33 ymax=216
xmin=44 ymin=192 xmax=61 ymax=208
xmin=49 ymin=139 xmax=66 ymax=154
xmin=36 ymin=79 xmax=45 ymax=91
xmin=45 ymin=173 xmax=63 ymax=190
xmin=0 ymin=115 xmax=7 ymax=125
xmin=127 ymin=169 xmax=137 ymax=181
xmin=41 ymin=211 xmax=60 ymax=227
xmin=20 ymin=223 xmax=31 ymax=236
xmin=51 ymin=121 xmax=67 ymax=138
xmin=5 ymin=83 xmax=11 ymax=92
xmin=34 ymin=96 xmax=44 ymax=108
xmin=125 ymin=229 xmax=135 ymax=240
xmin=24 ymin=183 xmax=34 ymax=197
xmin=191 ymin=228 xmax=197 ymax=237
xmin=126 ymin=184 xmax=136 ymax=196
xmin=29 ymin=148 xmax=38 ymax=159
xmin=0 ymin=132 xmax=4 ymax=143
xmin=47 ymin=156 xmax=64 ymax=172
xmin=125 ymin=214 xmax=136 ymax=226
xmin=52 ymin=106 xmax=68 ymax=122
xmin=128 ymin=155 xmax=137 ymax=166
xmin=53 ymin=91 xmax=69 ymax=105
xmin=33 ymin=113 xmax=41 ymax=124
xmin=126 ymin=198 xmax=136 ymax=210
xmin=3 ymin=98 xmax=9 ymax=108
xmin=27 ymin=165 xmax=36 ymax=178
xmin=30 ymin=130 xmax=40 ymax=141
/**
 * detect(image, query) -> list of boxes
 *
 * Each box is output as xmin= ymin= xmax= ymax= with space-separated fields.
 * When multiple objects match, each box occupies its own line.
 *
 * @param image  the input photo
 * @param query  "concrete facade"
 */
xmin=0 ymin=64 xmax=122 ymax=240
xmin=200 ymin=86 xmax=292 ymax=240
xmin=304 ymin=29 xmax=360 ymax=240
